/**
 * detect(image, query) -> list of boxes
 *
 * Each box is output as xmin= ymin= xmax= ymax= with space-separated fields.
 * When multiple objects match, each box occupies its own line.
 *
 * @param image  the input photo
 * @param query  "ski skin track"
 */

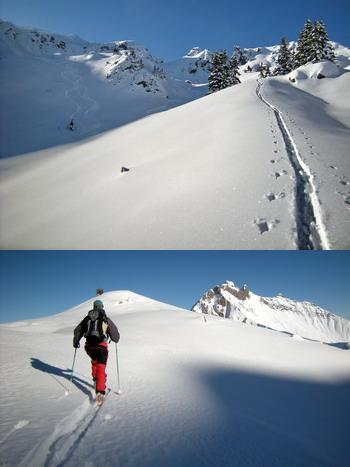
xmin=47 ymin=388 xmax=111 ymax=467
xmin=256 ymin=79 xmax=330 ymax=250
xmin=19 ymin=387 xmax=112 ymax=467
xmin=54 ymin=389 xmax=111 ymax=467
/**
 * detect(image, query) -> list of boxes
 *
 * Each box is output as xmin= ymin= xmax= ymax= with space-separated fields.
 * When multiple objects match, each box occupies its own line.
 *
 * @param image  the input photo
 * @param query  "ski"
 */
xmin=93 ymin=388 xmax=111 ymax=408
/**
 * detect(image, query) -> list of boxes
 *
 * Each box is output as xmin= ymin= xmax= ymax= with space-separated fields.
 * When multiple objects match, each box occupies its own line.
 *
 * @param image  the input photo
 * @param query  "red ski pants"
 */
xmin=85 ymin=342 xmax=108 ymax=393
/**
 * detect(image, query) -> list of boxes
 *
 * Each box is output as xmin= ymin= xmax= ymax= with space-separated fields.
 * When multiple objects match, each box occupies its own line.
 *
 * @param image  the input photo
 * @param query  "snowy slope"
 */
xmin=0 ymin=20 xmax=205 ymax=156
xmin=259 ymin=68 xmax=350 ymax=248
xmin=1 ymin=69 xmax=350 ymax=249
xmin=0 ymin=290 xmax=349 ymax=467
xmin=1 ymin=20 xmax=349 ymax=159
xmin=192 ymin=281 xmax=350 ymax=343
xmin=0 ymin=76 xmax=299 ymax=249
xmin=1 ymin=21 xmax=349 ymax=249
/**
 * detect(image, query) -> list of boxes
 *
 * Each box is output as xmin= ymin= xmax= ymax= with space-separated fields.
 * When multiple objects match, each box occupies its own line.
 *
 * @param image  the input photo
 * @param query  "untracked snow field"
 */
xmin=0 ymin=291 xmax=349 ymax=467
xmin=1 ymin=71 xmax=349 ymax=249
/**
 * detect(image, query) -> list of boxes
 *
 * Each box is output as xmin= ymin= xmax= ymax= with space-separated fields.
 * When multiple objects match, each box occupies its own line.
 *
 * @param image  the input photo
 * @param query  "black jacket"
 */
xmin=73 ymin=312 xmax=120 ymax=347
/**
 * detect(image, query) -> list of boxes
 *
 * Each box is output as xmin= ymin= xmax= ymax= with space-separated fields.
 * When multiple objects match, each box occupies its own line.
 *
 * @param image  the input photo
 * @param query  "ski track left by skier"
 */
xmin=18 ymin=393 xmax=106 ymax=467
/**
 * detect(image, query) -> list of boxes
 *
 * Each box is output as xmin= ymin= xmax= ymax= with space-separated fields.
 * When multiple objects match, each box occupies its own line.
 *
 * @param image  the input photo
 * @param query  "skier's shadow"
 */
xmin=30 ymin=358 xmax=94 ymax=400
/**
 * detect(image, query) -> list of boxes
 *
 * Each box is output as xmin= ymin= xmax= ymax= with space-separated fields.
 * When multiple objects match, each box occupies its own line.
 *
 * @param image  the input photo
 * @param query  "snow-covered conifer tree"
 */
xmin=310 ymin=20 xmax=335 ymax=62
xmin=264 ymin=63 xmax=271 ymax=77
xmin=208 ymin=50 xmax=229 ymax=93
xmin=233 ymin=46 xmax=248 ymax=65
xmin=295 ymin=19 xmax=314 ymax=67
xmin=289 ymin=43 xmax=297 ymax=70
xmin=275 ymin=36 xmax=293 ymax=74
xmin=258 ymin=63 xmax=271 ymax=78
xmin=295 ymin=19 xmax=335 ymax=68
xmin=228 ymin=55 xmax=241 ymax=85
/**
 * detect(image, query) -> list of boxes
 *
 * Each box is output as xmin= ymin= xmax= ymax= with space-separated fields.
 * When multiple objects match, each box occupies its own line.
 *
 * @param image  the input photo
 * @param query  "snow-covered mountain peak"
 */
xmin=203 ymin=280 xmax=251 ymax=304
xmin=0 ymin=20 xmax=167 ymax=93
xmin=2 ymin=290 xmax=186 ymax=334
xmin=2 ymin=18 xmax=349 ymax=159
xmin=0 ymin=19 xmax=212 ymax=156
xmin=1 ymin=283 xmax=350 ymax=467
xmin=192 ymin=281 xmax=350 ymax=344
xmin=164 ymin=46 xmax=212 ymax=84
xmin=184 ymin=47 xmax=210 ymax=59
xmin=0 ymin=19 xmax=92 ymax=57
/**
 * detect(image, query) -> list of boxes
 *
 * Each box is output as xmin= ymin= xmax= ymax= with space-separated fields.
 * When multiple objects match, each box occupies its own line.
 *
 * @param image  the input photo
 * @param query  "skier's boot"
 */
xmin=96 ymin=392 xmax=105 ymax=406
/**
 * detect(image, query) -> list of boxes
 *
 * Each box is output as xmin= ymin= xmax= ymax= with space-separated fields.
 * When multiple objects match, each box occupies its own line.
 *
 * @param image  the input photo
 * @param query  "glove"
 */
xmin=73 ymin=342 xmax=80 ymax=349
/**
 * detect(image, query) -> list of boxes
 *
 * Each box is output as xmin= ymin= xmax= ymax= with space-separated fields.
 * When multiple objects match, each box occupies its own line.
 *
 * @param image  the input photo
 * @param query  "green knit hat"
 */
xmin=93 ymin=300 xmax=104 ymax=310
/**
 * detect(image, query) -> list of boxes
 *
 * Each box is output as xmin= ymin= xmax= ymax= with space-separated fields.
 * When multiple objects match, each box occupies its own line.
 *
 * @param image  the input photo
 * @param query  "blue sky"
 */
xmin=0 ymin=251 xmax=349 ymax=323
xmin=1 ymin=0 xmax=349 ymax=60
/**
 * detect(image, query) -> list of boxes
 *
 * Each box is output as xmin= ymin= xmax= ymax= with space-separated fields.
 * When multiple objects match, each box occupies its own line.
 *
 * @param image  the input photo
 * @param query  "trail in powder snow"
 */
xmin=61 ymin=63 xmax=100 ymax=135
xmin=256 ymin=79 xmax=330 ymax=250
xmin=19 ymin=387 xmax=108 ymax=467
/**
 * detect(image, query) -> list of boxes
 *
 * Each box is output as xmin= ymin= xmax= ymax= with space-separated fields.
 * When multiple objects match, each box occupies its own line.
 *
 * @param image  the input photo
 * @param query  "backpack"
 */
xmin=85 ymin=309 xmax=107 ymax=344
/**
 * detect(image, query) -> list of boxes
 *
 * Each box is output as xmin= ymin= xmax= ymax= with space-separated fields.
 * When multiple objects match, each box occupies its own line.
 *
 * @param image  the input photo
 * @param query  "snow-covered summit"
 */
xmin=184 ymin=46 xmax=211 ymax=59
xmin=163 ymin=46 xmax=212 ymax=84
xmin=1 ymin=288 xmax=350 ymax=466
xmin=0 ymin=19 xmax=91 ymax=57
xmin=1 ymin=18 xmax=349 ymax=157
xmin=0 ymin=19 xmax=207 ymax=156
xmin=192 ymin=281 xmax=350 ymax=344
xmin=2 ymin=290 xmax=186 ymax=333
xmin=0 ymin=20 xmax=167 ymax=93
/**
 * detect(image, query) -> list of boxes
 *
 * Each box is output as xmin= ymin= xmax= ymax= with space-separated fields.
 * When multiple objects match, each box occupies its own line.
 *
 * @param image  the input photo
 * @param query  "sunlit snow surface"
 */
xmin=0 ymin=21 xmax=349 ymax=248
xmin=0 ymin=291 xmax=349 ymax=467
xmin=192 ymin=281 xmax=350 ymax=343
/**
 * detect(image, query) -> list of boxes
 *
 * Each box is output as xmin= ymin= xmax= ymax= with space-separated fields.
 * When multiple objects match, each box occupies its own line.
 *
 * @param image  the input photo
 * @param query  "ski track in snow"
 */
xmin=19 ymin=388 xmax=108 ymax=467
xmin=256 ymin=79 xmax=330 ymax=250
xmin=61 ymin=63 xmax=100 ymax=135
xmin=0 ymin=420 xmax=30 ymax=446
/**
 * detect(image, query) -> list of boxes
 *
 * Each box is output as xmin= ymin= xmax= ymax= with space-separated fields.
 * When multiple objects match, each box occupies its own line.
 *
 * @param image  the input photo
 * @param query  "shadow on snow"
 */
xmin=105 ymin=366 xmax=350 ymax=467
xmin=30 ymin=357 xmax=94 ymax=400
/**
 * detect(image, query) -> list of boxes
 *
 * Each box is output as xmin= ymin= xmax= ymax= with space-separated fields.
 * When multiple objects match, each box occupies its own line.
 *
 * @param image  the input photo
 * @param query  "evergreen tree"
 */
xmin=233 ymin=46 xmax=248 ymax=65
xmin=258 ymin=63 xmax=271 ymax=78
xmin=289 ymin=43 xmax=297 ymax=70
xmin=295 ymin=19 xmax=335 ymax=68
xmin=295 ymin=19 xmax=314 ymax=67
xmin=228 ymin=55 xmax=241 ymax=85
xmin=257 ymin=62 xmax=264 ymax=76
xmin=310 ymin=20 xmax=335 ymax=62
xmin=264 ymin=63 xmax=271 ymax=77
xmin=275 ymin=36 xmax=293 ymax=75
xmin=209 ymin=49 xmax=242 ymax=93
xmin=208 ymin=50 xmax=229 ymax=93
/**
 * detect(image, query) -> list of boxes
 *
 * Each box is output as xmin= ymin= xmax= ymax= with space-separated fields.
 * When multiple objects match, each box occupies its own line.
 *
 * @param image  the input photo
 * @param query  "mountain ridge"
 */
xmin=3 ymin=286 xmax=349 ymax=346
xmin=192 ymin=280 xmax=350 ymax=344
xmin=1 ymin=18 xmax=349 ymax=157
xmin=1 ymin=283 xmax=350 ymax=467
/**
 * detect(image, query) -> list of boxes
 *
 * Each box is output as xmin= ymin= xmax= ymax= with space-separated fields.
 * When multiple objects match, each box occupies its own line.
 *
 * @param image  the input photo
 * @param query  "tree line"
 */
xmin=209 ymin=19 xmax=335 ymax=93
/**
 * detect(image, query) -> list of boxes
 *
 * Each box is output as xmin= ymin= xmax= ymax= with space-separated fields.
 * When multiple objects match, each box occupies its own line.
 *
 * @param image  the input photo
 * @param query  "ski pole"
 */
xmin=70 ymin=348 xmax=77 ymax=381
xmin=115 ymin=343 xmax=123 ymax=394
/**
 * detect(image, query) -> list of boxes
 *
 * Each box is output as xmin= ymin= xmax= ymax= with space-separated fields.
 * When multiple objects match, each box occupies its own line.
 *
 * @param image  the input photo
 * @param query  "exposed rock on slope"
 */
xmin=192 ymin=281 xmax=350 ymax=343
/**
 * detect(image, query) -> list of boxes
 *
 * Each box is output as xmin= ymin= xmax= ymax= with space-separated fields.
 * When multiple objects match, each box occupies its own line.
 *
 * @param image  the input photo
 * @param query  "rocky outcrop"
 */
xmin=192 ymin=281 xmax=350 ymax=344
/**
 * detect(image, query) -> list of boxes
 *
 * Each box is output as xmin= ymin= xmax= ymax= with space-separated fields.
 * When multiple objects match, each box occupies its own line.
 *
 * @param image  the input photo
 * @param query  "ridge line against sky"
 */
xmin=0 ymin=251 xmax=349 ymax=323
xmin=0 ymin=0 xmax=349 ymax=60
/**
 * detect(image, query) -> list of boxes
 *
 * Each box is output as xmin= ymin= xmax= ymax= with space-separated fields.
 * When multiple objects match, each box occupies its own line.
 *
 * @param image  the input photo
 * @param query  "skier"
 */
xmin=73 ymin=300 xmax=120 ymax=405
xmin=67 ymin=119 xmax=74 ymax=131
